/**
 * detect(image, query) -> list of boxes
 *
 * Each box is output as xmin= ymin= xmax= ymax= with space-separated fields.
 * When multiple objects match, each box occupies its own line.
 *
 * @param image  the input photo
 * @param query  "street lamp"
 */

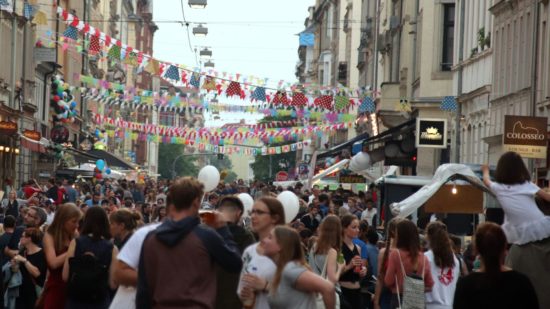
xmin=199 ymin=48 xmax=212 ymax=59
xmin=193 ymin=24 xmax=208 ymax=37
xmin=204 ymin=60 xmax=215 ymax=68
xmin=171 ymin=153 xmax=186 ymax=179
xmin=189 ymin=0 xmax=207 ymax=9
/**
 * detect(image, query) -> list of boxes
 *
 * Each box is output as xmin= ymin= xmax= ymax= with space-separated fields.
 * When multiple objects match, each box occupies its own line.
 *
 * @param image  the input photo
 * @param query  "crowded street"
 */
xmin=0 ymin=0 xmax=549 ymax=308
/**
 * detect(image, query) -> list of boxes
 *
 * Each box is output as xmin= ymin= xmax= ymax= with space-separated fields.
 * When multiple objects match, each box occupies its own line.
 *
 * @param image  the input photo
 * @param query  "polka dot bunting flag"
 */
xmin=251 ymin=87 xmax=267 ymax=102
xmin=88 ymin=35 xmax=101 ymax=55
xmin=314 ymin=95 xmax=333 ymax=110
xmin=291 ymin=92 xmax=308 ymax=108
xmin=226 ymin=81 xmax=242 ymax=97
xmin=63 ymin=26 xmax=78 ymax=41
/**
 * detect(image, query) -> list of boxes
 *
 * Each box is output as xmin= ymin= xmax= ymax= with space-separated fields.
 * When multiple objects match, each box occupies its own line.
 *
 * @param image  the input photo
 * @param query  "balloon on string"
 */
xmin=198 ymin=165 xmax=220 ymax=192
xmin=96 ymin=159 xmax=105 ymax=171
xmin=105 ymin=168 xmax=111 ymax=175
xmin=70 ymin=101 xmax=77 ymax=109
xmin=237 ymin=193 xmax=254 ymax=217
xmin=277 ymin=191 xmax=300 ymax=223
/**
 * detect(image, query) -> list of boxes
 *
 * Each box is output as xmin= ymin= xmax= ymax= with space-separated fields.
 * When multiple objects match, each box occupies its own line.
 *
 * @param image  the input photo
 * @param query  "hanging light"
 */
xmin=204 ymin=60 xmax=215 ymax=68
xmin=188 ymin=0 xmax=207 ymax=9
xmin=199 ymin=48 xmax=212 ymax=58
xmin=192 ymin=24 xmax=208 ymax=37
xmin=14 ymin=149 xmax=19 ymax=155
xmin=451 ymin=183 xmax=457 ymax=195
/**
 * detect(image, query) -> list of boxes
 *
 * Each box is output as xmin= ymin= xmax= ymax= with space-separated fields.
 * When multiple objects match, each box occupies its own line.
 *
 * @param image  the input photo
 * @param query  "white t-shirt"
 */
xmin=238 ymin=243 xmax=277 ymax=309
xmin=117 ymin=222 xmax=161 ymax=269
xmin=361 ymin=208 xmax=377 ymax=225
xmin=490 ymin=181 xmax=550 ymax=244
xmin=424 ymin=250 xmax=460 ymax=309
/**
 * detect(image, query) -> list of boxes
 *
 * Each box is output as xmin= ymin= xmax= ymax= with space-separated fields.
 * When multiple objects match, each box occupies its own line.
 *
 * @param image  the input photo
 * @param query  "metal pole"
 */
xmin=529 ymin=0 xmax=540 ymax=175
xmin=18 ymin=17 xmax=28 ymax=186
xmin=454 ymin=0 xmax=466 ymax=163
xmin=9 ymin=0 xmax=17 ymax=109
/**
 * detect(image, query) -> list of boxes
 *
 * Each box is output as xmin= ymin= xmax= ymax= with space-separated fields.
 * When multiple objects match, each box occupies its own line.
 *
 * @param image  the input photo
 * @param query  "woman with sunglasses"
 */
xmin=238 ymin=197 xmax=286 ymax=309
xmin=13 ymin=227 xmax=47 ymax=309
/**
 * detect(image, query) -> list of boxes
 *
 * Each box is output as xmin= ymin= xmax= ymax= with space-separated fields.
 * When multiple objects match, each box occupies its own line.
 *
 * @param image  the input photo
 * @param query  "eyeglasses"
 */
xmin=250 ymin=209 xmax=271 ymax=216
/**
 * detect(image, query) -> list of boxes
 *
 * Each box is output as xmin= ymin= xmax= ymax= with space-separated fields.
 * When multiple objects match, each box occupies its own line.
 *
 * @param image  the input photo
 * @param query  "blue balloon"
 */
xmin=105 ymin=168 xmax=111 ymax=175
xmin=70 ymin=101 xmax=77 ymax=109
xmin=96 ymin=159 xmax=105 ymax=171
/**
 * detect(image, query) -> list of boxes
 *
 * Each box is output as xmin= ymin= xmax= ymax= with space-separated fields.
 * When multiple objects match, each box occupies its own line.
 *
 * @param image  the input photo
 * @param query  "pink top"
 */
xmin=384 ymin=249 xmax=434 ymax=294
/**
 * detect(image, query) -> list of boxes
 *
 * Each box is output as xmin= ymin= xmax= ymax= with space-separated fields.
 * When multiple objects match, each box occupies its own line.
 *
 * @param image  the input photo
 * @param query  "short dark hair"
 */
xmin=30 ymin=206 xmax=47 ymax=226
xmin=494 ymin=152 xmax=531 ymax=185
xmin=24 ymin=227 xmax=43 ymax=245
xmin=318 ymin=194 xmax=329 ymax=204
xmin=167 ymin=177 xmax=204 ymax=211
xmin=80 ymin=206 xmax=111 ymax=240
xmin=217 ymin=196 xmax=244 ymax=213
xmin=3 ymin=215 xmax=16 ymax=228
xmin=366 ymin=226 xmax=379 ymax=245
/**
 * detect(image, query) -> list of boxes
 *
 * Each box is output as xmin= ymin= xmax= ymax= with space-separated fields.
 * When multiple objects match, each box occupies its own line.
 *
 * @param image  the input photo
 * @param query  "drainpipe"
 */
xmin=373 ymin=0 xmax=380 ymax=91
xmin=411 ymin=0 xmax=419 ymax=91
xmin=18 ymin=16 xmax=28 ymax=186
xmin=529 ymin=0 xmax=540 ymax=176
xmin=9 ymin=0 xmax=17 ymax=109
xmin=454 ymin=0 xmax=465 ymax=163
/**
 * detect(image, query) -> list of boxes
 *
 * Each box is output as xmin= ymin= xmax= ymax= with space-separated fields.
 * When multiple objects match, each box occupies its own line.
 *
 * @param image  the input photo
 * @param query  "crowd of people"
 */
xmin=0 ymin=150 xmax=547 ymax=309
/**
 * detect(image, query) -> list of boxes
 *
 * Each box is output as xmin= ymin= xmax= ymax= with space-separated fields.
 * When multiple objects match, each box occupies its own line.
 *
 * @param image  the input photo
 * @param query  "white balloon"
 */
xmin=198 ymin=165 xmax=220 ymax=192
xmin=277 ymin=191 xmax=300 ymax=223
xmin=350 ymin=151 xmax=371 ymax=172
xmin=238 ymin=193 xmax=254 ymax=217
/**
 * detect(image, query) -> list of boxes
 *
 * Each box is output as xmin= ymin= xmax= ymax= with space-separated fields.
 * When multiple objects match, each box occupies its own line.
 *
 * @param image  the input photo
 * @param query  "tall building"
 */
xmin=453 ymin=0 xmax=494 ymax=165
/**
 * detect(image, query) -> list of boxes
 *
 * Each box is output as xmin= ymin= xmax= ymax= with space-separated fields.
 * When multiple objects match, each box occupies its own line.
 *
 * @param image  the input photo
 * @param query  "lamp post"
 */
xmin=193 ymin=24 xmax=208 ymax=37
xmin=171 ymin=153 xmax=186 ymax=179
xmin=188 ymin=0 xmax=207 ymax=9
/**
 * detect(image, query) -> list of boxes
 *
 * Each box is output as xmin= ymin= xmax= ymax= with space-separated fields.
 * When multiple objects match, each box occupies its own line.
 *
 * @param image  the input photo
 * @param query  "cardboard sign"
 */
xmin=415 ymin=118 xmax=447 ymax=148
xmin=503 ymin=115 xmax=547 ymax=159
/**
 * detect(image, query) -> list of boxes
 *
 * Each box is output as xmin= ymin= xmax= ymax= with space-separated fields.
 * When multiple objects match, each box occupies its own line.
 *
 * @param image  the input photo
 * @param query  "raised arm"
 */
xmin=481 ymin=164 xmax=492 ymax=188
xmin=62 ymin=239 xmax=76 ymax=282
xmin=43 ymin=232 xmax=69 ymax=270
xmin=295 ymin=270 xmax=336 ymax=309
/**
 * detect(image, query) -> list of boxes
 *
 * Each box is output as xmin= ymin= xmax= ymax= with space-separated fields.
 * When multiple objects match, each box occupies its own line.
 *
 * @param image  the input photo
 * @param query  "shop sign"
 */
xmin=23 ymin=130 xmax=41 ymax=141
xmin=0 ymin=121 xmax=17 ymax=135
xmin=503 ymin=115 xmax=547 ymax=159
xmin=415 ymin=118 xmax=447 ymax=149
xmin=51 ymin=125 xmax=70 ymax=144
xmin=275 ymin=171 xmax=289 ymax=181
xmin=339 ymin=175 xmax=367 ymax=184
xmin=33 ymin=48 xmax=56 ymax=62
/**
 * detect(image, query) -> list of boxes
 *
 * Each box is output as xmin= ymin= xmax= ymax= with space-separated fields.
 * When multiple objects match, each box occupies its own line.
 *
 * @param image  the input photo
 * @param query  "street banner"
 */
xmin=503 ymin=115 xmax=547 ymax=159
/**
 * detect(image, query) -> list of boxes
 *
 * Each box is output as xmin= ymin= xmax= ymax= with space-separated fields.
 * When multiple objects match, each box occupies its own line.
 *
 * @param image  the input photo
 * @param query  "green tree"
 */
xmin=250 ymin=114 xmax=297 ymax=183
xmin=207 ymin=154 xmax=239 ymax=183
xmin=157 ymin=144 xmax=198 ymax=179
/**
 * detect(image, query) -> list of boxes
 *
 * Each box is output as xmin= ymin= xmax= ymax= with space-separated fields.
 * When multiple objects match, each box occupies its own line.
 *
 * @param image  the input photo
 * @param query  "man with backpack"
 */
xmin=136 ymin=177 xmax=242 ymax=309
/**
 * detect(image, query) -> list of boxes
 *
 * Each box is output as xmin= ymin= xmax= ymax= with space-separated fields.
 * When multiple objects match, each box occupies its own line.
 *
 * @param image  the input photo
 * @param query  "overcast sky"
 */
xmin=153 ymin=0 xmax=313 ymax=126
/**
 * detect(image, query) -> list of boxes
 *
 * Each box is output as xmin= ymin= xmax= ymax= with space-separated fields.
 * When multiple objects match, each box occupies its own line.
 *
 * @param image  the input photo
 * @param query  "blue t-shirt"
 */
xmin=365 ymin=243 xmax=379 ymax=276
xmin=353 ymin=238 xmax=368 ymax=260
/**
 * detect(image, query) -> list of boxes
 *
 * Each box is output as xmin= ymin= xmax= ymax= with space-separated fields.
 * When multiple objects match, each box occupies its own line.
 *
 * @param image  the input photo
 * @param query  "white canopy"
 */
xmin=390 ymin=163 xmax=493 ymax=218
xmin=69 ymin=163 xmax=126 ymax=180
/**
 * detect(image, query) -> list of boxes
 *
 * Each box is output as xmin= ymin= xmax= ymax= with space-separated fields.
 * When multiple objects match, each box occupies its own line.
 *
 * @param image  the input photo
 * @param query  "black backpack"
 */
xmin=67 ymin=238 xmax=112 ymax=303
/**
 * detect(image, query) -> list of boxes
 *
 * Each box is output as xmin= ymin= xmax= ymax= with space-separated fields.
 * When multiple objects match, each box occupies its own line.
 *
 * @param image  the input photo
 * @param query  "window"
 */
xmin=441 ymin=3 xmax=455 ymax=71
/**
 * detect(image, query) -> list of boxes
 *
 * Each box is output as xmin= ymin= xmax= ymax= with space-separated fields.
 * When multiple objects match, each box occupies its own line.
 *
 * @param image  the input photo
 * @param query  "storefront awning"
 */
xmin=82 ymin=149 xmax=136 ymax=170
xmin=317 ymin=119 xmax=416 ymax=160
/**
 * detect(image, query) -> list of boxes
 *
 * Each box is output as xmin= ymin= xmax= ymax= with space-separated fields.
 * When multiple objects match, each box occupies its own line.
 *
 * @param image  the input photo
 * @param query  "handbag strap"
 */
xmin=310 ymin=245 xmax=329 ymax=280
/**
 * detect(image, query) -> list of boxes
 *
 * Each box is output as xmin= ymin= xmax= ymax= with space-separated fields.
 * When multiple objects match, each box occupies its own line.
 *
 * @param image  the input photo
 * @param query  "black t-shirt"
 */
xmin=0 ymin=232 xmax=13 ymax=265
xmin=453 ymin=270 xmax=539 ymax=309
xmin=16 ymin=249 xmax=47 ymax=309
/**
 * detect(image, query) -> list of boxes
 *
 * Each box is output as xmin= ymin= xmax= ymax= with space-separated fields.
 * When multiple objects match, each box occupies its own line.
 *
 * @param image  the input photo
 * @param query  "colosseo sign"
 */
xmin=503 ymin=115 xmax=547 ymax=159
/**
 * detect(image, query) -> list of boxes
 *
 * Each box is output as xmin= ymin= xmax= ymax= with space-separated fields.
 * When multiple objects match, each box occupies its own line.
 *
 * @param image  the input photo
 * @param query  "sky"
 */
xmin=153 ymin=0 xmax=314 ymax=127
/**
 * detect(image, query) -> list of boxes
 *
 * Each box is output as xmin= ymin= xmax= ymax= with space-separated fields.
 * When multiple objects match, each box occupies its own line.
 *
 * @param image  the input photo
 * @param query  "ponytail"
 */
xmin=426 ymin=221 xmax=455 ymax=269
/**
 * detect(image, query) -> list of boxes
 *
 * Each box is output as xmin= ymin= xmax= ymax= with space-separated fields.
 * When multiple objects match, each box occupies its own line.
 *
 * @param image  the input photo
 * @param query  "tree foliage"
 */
xmin=250 ymin=115 xmax=298 ymax=183
xmin=157 ymin=144 xmax=198 ymax=179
